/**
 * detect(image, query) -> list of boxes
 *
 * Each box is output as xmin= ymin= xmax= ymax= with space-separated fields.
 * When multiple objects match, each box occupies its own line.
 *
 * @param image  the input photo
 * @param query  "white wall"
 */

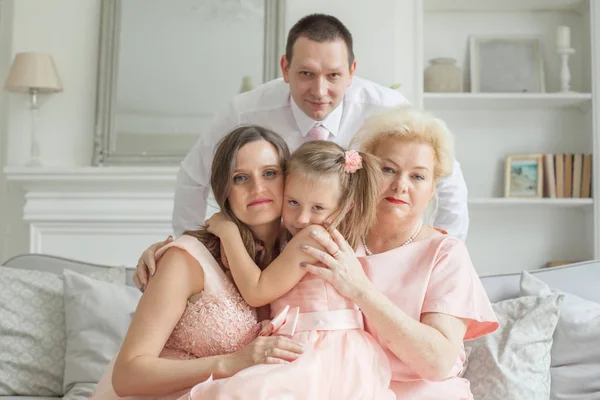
xmin=1 ymin=0 xmax=100 ymax=261
xmin=5 ymin=0 xmax=100 ymax=167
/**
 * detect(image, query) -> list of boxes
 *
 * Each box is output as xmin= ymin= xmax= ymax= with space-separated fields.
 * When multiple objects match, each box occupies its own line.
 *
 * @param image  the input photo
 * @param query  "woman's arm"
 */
xmin=299 ymin=227 xmax=468 ymax=381
xmin=209 ymin=217 xmax=325 ymax=307
xmin=355 ymin=286 xmax=468 ymax=381
xmin=115 ymin=245 xmax=305 ymax=397
xmin=113 ymin=247 xmax=228 ymax=396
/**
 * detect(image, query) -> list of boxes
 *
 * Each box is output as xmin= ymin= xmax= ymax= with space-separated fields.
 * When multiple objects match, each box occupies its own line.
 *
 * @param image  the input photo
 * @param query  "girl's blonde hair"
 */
xmin=287 ymin=141 xmax=382 ymax=249
xmin=350 ymin=106 xmax=454 ymax=180
xmin=185 ymin=125 xmax=290 ymax=268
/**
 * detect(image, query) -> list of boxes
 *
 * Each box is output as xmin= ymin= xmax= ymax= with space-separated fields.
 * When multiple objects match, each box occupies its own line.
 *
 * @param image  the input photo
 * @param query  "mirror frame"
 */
xmin=92 ymin=0 xmax=286 ymax=165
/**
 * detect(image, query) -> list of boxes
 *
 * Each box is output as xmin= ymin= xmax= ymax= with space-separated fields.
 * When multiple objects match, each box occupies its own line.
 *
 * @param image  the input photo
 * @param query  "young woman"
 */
xmin=91 ymin=125 xmax=304 ymax=400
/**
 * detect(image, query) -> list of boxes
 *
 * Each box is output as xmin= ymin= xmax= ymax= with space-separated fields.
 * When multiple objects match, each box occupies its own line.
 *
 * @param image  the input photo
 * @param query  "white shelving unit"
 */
xmin=422 ymin=0 xmax=597 ymax=275
xmin=468 ymin=198 xmax=593 ymax=206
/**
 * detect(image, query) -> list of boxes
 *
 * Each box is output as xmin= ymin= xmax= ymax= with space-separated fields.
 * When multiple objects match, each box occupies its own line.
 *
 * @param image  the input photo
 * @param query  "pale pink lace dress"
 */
xmin=91 ymin=235 xmax=260 ymax=400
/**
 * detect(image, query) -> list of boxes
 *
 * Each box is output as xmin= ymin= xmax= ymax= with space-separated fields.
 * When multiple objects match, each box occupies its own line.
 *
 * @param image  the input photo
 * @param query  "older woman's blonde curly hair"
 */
xmin=350 ymin=106 xmax=454 ymax=181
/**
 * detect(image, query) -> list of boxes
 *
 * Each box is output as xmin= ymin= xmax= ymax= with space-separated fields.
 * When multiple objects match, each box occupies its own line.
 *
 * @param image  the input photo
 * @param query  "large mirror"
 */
xmin=93 ymin=0 xmax=285 ymax=165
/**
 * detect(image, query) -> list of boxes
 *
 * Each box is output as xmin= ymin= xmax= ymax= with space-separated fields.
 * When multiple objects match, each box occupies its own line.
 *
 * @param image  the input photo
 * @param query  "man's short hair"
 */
xmin=285 ymin=14 xmax=355 ymax=67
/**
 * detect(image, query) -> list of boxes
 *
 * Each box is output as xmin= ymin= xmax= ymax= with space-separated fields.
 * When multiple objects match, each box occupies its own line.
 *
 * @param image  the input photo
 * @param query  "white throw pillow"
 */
xmin=63 ymin=269 xmax=141 ymax=395
xmin=520 ymin=271 xmax=600 ymax=400
xmin=0 ymin=266 xmax=125 ymax=396
xmin=463 ymin=294 xmax=564 ymax=400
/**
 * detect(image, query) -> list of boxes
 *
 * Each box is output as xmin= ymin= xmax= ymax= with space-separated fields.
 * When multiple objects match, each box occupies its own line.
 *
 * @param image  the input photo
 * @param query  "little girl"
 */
xmin=190 ymin=141 xmax=395 ymax=399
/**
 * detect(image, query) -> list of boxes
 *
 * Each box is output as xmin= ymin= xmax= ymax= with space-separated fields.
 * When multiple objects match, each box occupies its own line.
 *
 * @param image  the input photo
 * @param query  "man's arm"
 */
xmin=434 ymin=159 xmax=469 ymax=241
xmin=172 ymin=102 xmax=240 ymax=236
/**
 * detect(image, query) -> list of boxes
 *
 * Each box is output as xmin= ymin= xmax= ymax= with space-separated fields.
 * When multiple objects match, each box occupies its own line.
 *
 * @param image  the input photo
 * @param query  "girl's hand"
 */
xmin=205 ymin=212 xmax=238 ymax=239
xmin=299 ymin=226 xmax=372 ymax=301
xmin=222 ymin=335 xmax=304 ymax=376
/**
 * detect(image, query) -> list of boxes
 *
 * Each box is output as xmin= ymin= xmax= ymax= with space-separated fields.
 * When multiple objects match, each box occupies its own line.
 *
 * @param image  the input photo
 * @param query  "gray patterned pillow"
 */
xmin=0 ymin=266 xmax=125 ymax=396
xmin=463 ymin=294 xmax=564 ymax=400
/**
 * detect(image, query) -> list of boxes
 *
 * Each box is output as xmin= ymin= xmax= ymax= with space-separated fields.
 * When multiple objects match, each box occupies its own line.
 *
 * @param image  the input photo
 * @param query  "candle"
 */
xmin=557 ymin=25 xmax=571 ymax=49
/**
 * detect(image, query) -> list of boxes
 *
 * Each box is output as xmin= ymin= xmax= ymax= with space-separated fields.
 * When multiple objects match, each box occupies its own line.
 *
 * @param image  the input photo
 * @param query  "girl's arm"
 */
xmin=113 ymin=248 xmax=229 ymax=396
xmin=216 ymin=224 xmax=326 ymax=307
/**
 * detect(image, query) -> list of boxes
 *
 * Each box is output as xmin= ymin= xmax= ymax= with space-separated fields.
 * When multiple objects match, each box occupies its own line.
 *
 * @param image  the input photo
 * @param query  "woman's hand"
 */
xmin=299 ymin=226 xmax=372 ymax=301
xmin=222 ymin=335 xmax=304 ymax=377
xmin=205 ymin=212 xmax=238 ymax=239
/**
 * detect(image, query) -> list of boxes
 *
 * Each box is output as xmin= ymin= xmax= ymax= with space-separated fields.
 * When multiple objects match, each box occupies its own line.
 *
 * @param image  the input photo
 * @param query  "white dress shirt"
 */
xmin=174 ymin=76 xmax=469 ymax=240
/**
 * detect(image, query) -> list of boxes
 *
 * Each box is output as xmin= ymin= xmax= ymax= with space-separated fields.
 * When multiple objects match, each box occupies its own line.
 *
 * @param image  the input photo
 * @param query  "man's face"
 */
xmin=281 ymin=37 xmax=356 ymax=121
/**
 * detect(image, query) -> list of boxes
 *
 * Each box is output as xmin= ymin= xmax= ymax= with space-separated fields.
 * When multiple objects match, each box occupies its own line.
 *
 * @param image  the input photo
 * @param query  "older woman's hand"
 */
xmin=299 ymin=227 xmax=372 ymax=301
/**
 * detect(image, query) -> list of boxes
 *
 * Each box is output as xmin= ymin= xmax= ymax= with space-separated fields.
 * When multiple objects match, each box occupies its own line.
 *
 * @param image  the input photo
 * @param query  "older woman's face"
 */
xmin=227 ymin=140 xmax=285 ymax=228
xmin=372 ymin=137 xmax=436 ymax=221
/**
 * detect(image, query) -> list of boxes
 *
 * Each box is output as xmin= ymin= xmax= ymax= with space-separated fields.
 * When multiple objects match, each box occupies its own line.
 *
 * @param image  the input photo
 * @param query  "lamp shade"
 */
xmin=4 ymin=52 xmax=63 ymax=93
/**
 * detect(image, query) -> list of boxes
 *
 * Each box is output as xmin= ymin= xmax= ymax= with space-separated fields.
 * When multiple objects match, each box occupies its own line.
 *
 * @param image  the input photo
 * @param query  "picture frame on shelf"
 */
xmin=504 ymin=154 xmax=544 ymax=198
xmin=470 ymin=35 xmax=546 ymax=93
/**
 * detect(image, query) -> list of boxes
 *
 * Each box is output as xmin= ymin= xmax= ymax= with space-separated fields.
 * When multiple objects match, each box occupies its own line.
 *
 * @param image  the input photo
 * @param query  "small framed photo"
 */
xmin=470 ymin=35 xmax=545 ymax=93
xmin=504 ymin=154 xmax=544 ymax=198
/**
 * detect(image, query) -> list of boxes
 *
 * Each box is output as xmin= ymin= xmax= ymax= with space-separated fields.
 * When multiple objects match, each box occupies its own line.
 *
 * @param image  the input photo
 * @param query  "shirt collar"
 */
xmin=291 ymin=97 xmax=343 ymax=137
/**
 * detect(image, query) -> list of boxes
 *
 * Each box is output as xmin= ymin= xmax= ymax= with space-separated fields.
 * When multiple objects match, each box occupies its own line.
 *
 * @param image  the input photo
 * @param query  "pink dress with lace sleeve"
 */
xmin=90 ymin=235 xmax=260 ymax=400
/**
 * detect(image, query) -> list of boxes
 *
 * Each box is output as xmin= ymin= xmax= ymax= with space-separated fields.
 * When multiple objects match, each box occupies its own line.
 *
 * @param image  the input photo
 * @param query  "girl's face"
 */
xmin=227 ymin=140 xmax=285 ymax=228
xmin=373 ymin=137 xmax=436 ymax=221
xmin=282 ymin=172 xmax=342 ymax=236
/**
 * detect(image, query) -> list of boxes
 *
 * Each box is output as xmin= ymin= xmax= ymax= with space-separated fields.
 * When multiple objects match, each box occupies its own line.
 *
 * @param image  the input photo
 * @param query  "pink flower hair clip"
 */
xmin=344 ymin=150 xmax=363 ymax=173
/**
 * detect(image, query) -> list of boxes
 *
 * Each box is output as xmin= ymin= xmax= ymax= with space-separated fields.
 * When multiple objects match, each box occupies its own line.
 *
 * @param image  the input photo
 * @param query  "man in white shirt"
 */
xmin=174 ymin=13 xmax=469 ymax=240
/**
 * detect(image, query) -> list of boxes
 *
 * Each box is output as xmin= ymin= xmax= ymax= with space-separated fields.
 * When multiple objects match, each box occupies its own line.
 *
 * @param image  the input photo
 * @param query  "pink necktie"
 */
xmin=308 ymin=124 xmax=330 ymax=141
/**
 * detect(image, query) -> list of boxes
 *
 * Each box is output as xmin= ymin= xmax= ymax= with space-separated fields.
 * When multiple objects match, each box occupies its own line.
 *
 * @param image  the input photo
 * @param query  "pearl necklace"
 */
xmin=362 ymin=220 xmax=423 ymax=256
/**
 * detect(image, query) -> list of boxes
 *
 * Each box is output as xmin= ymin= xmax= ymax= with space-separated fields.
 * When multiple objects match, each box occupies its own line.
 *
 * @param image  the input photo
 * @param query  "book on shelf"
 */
xmin=564 ymin=154 xmax=573 ymax=198
xmin=543 ymin=153 xmax=592 ymax=199
xmin=582 ymin=154 xmax=592 ymax=198
xmin=545 ymin=260 xmax=585 ymax=268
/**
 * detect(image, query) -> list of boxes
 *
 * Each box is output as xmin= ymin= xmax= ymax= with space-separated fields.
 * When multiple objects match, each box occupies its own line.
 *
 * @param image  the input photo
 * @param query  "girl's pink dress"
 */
xmin=356 ymin=234 xmax=499 ymax=400
xmin=91 ymin=235 xmax=261 ymax=400
xmin=187 ymin=270 xmax=395 ymax=399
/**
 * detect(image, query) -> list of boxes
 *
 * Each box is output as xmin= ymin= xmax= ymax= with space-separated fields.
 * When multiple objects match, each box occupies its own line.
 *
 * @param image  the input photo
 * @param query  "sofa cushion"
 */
xmin=0 ymin=266 xmax=125 ymax=396
xmin=0 ymin=397 xmax=59 ymax=400
xmin=520 ymin=271 xmax=600 ymax=400
xmin=63 ymin=270 xmax=141 ymax=394
xmin=463 ymin=294 xmax=564 ymax=400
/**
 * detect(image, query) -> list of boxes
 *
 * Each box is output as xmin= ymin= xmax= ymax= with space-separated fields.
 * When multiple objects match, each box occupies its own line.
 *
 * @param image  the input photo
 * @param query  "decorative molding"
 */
xmin=4 ymin=166 xmax=178 ymax=265
xmin=3 ymin=166 xmax=178 ymax=191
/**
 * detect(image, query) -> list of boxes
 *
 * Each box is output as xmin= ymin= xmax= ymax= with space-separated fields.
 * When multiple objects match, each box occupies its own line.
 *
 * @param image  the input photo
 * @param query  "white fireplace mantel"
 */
xmin=4 ymin=166 xmax=179 ymax=267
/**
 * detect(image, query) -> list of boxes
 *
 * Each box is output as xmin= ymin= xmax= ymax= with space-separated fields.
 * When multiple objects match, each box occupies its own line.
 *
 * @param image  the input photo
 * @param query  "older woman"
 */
xmin=300 ymin=107 xmax=498 ymax=399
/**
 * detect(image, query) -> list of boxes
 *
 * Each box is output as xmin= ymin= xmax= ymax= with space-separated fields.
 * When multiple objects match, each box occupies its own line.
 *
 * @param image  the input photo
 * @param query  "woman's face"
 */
xmin=372 ymin=137 xmax=436 ymax=222
xmin=282 ymin=172 xmax=342 ymax=237
xmin=227 ymin=140 xmax=285 ymax=228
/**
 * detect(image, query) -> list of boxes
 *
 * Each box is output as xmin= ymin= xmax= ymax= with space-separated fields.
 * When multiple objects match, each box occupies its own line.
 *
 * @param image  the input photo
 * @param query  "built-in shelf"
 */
xmin=468 ymin=197 xmax=593 ymax=206
xmin=423 ymin=93 xmax=592 ymax=111
xmin=424 ymin=0 xmax=586 ymax=13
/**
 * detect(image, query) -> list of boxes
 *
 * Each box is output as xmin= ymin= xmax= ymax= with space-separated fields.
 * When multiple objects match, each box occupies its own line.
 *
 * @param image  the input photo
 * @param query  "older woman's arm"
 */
xmin=299 ymin=225 xmax=468 ymax=381
xmin=354 ymin=285 xmax=468 ymax=381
